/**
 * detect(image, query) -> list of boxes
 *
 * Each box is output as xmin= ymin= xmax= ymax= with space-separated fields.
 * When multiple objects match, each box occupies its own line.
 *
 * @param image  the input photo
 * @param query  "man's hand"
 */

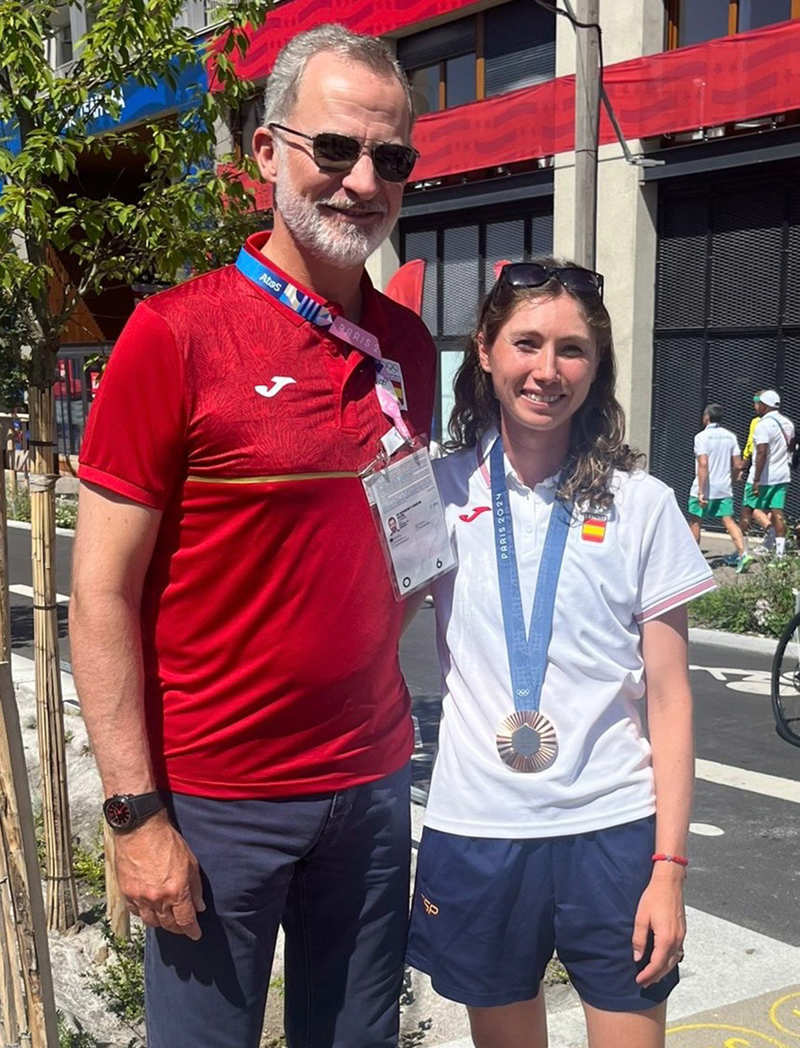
xmin=114 ymin=812 xmax=206 ymax=939
xmin=751 ymin=482 xmax=760 ymax=497
xmin=632 ymin=863 xmax=686 ymax=987
xmin=698 ymin=493 xmax=708 ymax=508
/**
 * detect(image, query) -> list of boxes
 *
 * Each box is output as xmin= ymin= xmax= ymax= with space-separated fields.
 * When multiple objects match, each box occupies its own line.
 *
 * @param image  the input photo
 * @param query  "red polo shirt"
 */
xmin=79 ymin=233 xmax=437 ymax=798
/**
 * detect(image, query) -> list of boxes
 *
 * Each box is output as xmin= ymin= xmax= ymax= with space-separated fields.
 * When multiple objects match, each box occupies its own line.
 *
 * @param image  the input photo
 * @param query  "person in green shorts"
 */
xmin=743 ymin=390 xmax=795 ymax=558
xmin=688 ymin=404 xmax=751 ymax=572
xmin=739 ymin=391 xmax=774 ymax=552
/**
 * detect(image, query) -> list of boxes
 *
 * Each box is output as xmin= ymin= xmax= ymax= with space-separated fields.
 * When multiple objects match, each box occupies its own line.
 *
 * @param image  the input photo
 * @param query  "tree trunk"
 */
xmin=0 ymin=462 xmax=59 ymax=1046
xmin=28 ymin=377 xmax=78 ymax=931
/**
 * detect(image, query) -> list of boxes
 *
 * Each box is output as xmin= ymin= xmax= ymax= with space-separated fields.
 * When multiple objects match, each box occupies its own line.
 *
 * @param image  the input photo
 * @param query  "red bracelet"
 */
xmin=652 ymin=853 xmax=689 ymax=868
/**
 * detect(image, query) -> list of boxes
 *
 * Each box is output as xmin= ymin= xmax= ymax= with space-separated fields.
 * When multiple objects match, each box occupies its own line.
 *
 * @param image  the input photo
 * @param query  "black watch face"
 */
xmin=105 ymin=797 xmax=134 ymax=830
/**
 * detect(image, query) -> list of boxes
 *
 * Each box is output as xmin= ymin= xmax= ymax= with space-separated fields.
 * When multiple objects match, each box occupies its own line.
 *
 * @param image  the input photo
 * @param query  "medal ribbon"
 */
xmin=235 ymin=247 xmax=411 ymax=441
xmin=490 ymin=436 xmax=571 ymax=713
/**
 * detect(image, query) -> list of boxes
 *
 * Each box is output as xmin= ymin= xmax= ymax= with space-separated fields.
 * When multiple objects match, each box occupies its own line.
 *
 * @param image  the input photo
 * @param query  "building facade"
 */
xmin=49 ymin=0 xmax=800 ymax=523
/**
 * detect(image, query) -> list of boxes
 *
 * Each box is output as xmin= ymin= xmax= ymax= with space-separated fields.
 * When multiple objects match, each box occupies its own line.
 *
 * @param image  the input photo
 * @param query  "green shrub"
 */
xmin=89 ymin=922 xmax=145 ymax=1024
xmin=58 ymin=1012 xmax=103 ymax=1047
xmin=72 ymin=834 xmax=106 ymax=896
xmin=689 ymin=557 xmax=800 ymax=637
xmin=56 ymin=495 xmax=78 ymax=529
xmin=5 ymin=481 xmax=30 ymax=522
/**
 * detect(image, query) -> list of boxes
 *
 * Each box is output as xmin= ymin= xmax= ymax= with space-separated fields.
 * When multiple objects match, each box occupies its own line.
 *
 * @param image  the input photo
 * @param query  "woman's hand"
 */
xmin=632 ymin=862 xmax=686 ymax=987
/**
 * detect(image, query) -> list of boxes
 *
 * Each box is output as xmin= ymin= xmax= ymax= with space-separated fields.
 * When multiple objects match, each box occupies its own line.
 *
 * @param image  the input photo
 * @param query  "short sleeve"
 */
xmin=693 ymin=432 xmax=707 ymax=457
xmin=753 ymin=418 xmax=770 ymax=446
xmin=732 ymin=434 xmax=741 ymax=456
xmin=79 ymin=304 xmax=186 ymax=509
xmin=634 ymin=488 xmax=715 ymax=624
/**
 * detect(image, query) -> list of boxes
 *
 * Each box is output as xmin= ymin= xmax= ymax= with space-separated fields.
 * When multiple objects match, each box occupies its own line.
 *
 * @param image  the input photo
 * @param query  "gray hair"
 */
xmin=262 ymin=23 xmax=414 ymax=131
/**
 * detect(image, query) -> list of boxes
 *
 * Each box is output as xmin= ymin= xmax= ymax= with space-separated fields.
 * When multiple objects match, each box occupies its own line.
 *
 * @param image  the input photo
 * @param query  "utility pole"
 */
xmin=572 ymin=0 xmax=600 ymax=270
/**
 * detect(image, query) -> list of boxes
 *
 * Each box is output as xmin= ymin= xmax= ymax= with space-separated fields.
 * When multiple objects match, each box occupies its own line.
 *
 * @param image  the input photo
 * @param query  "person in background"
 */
xmin=69 ymin=24 xmax=435 ymax=1048
xmin=407 ymin=260 xmax=714 ymax=1048
xmin=739 ymin=391 xmax=773 ymax=554
xmin=687 ymin=403 xmax=750 ymax=573
xmin=743 ymin=389 xmax=795 ymax=559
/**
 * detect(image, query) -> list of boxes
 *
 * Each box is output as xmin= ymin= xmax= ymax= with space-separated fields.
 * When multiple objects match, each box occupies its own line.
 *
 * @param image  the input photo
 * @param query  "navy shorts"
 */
xmin=145 ymin=764 xmax=411 ymax=1048
xmin=407 ymin=815 xmax=678 ymax=1013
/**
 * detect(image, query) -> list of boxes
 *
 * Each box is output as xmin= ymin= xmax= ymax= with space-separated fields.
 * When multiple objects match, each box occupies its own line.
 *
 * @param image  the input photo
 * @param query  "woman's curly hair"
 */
xmin=445 ymin=258 xmax=645 ymax=509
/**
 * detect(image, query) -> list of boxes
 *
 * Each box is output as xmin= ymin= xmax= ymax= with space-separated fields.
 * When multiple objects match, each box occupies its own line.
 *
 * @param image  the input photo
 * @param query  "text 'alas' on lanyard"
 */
xmin=235 ymin=246 xmax=411 ymax=442
xmin=490 ymin=436 xmax=571 ymax=774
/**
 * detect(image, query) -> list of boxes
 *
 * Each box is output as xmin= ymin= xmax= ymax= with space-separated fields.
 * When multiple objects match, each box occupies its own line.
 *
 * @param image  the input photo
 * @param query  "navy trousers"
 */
xmin=145 ymin=764 xmax=411 ymax=1048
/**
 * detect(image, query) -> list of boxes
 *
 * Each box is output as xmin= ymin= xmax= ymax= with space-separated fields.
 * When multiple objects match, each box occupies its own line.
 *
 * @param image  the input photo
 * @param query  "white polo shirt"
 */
xmin=426 ymin=430 xmax=715 ymax=840
xmin=690 ymin=423 xmax=740 ymax=500
xmin=748 ymin=410 xmax=795 ymax=486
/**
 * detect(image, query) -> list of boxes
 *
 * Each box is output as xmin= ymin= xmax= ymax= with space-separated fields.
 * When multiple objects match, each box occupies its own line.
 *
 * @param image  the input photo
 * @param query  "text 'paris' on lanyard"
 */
xmin=235 ymin=247 xmax=411 ymax=443
xmin=490 ymin=435 xmax=571 ymax=773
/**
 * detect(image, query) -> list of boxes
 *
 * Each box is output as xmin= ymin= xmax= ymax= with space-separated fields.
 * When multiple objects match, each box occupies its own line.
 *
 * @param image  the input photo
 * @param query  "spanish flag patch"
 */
xmin=581 ymin=516 xmax=607 ymax=543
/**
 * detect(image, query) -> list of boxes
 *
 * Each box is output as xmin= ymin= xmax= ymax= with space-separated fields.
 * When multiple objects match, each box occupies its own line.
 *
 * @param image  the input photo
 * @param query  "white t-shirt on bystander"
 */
xmin=690 ymin=423 xmax=740 ymax=500
xmin=748 ymin=410 xmax=795 ymax=486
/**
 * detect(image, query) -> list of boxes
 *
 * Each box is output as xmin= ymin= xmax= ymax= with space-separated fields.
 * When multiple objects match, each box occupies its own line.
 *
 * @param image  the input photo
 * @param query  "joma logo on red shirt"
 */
xmin=459 ymin=506 xmax=491 ymax=523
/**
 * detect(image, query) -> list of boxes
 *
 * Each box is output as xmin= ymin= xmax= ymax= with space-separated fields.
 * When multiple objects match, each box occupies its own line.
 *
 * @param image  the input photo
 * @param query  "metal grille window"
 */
xmin=400 ymin=201 xmax=553 ymax=439
xmin=651 ymin=166 xmax=800 ymax=523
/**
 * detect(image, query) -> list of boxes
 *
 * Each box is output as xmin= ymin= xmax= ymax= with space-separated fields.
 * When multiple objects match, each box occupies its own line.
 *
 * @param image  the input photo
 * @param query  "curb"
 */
xmin=689 ymin=626 xmax=775 ymax=656
xmin=6 ymin=517 xmax=76 ymax=538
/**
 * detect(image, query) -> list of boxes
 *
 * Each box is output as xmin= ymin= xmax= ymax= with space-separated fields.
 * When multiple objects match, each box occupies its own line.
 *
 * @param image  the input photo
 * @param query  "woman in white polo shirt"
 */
xmin=407 ymin=261 xmax=715 ymax=1048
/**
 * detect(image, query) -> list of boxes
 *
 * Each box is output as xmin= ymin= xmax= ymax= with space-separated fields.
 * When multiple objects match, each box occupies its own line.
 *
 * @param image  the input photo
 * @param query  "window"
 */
xmin=485 ymin=1 xmax=556 ymax=96
xmin=667 ymin=0 xmax=799 ymax=48
xmin=400 ymin=203 xmax=554 ymax=439
xmin=398 ymin=0 xmax=555 ymax=113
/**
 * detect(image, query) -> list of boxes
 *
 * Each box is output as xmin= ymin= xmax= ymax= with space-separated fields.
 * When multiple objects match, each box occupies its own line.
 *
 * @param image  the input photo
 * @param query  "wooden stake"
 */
xmin=0 ymin=660 xmax=59 ymax=1046
xmin=28 ymin=382 xmax=78 ymax=931
xmin=103 ymin=822 xmax=130 ymax=941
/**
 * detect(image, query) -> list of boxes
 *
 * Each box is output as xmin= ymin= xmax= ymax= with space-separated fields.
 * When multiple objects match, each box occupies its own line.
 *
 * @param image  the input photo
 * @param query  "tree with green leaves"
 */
xmin=0 ymin=0 xmax=271 ymax=934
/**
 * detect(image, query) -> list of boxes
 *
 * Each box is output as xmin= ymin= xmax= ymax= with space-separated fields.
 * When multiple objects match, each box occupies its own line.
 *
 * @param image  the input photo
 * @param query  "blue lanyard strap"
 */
xmin=236 ymin=246 xmax=334 ymax=326
xmin=490 ymin=436 xmax=571 ymax=713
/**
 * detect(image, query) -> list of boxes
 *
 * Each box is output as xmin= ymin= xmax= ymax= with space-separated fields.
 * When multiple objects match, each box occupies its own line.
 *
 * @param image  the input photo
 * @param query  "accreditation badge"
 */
xmin=361 ymin=435 xmax=456 ymax=600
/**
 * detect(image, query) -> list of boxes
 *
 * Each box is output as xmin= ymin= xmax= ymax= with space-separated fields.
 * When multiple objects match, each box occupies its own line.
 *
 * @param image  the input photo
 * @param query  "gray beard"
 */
xmin=274 ymin=178 xmax=393 ymax=269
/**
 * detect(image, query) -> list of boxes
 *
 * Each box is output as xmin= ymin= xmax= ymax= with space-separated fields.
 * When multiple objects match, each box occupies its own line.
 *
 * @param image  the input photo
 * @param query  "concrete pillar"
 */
xmin=552 ymin=0 xmax=666 ymax=458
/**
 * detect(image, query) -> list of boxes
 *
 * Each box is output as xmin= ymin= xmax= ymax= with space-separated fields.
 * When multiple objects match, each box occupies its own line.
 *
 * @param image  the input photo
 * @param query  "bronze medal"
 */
xmin=496 ymin=710 xmax=558 ymax=773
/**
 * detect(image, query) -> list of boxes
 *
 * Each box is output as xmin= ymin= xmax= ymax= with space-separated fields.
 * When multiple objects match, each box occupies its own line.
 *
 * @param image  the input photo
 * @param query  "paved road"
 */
xmin=8 ymin=523 xmax=800 ymax=1044
xmin=402 ymin=603 xmax=800 ymax=950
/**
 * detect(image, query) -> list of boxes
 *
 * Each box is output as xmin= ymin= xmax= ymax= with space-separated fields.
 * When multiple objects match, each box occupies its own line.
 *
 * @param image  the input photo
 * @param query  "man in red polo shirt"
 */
xmin=70 ymin=23 xmax=435 ymax=1048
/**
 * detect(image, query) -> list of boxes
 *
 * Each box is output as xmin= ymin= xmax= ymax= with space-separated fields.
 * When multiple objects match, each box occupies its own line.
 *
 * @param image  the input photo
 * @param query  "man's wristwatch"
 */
xmin=103 ymin=791 xmax=165 ymax=833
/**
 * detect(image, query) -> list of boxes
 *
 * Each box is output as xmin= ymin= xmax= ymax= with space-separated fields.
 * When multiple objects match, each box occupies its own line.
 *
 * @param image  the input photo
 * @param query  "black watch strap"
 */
xmin=103 ymin=790 xmax=165 ymax=833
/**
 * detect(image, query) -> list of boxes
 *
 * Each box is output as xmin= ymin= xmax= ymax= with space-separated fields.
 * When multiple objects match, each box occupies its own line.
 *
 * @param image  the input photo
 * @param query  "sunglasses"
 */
xmin=269 ymin=123 xmax=419 ymax=183
xmin=498 ymin=262 xmax=604 ymax=300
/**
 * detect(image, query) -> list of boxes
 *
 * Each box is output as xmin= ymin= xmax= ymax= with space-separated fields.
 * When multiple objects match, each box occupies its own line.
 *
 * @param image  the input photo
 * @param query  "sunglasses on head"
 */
xmin=269 ymin=123 xmax=419 ymax=183
xmin=498 ymin=262 xmax=604 ymax=300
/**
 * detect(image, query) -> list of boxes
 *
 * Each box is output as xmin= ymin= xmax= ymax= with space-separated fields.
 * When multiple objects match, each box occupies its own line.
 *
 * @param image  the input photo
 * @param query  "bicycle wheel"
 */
xmin=771 ymin=610 xmax=800 ymax=747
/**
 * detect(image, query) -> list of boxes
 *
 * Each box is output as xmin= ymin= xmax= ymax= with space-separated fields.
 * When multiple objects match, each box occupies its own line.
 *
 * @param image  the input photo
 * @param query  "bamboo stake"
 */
xmin=103 ymin=823 xmax=130 ymax=941
xmin=28 ymin=382 xmax=78 ymax=931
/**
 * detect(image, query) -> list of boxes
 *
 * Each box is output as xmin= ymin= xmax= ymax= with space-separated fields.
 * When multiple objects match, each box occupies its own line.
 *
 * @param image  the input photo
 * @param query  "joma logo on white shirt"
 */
xmin=255 ymin=377 xmax=296 ymax=398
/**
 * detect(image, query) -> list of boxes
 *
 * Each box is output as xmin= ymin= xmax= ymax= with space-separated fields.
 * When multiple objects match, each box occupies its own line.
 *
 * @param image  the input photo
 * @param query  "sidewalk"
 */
xmin=12 ymin=623 xmax=795 ymax=1046
xmin=403 ymin=807 xmax=800 ymax=1048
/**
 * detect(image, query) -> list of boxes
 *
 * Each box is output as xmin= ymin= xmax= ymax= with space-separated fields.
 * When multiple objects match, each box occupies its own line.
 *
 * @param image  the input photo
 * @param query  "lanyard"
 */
xmin=490 ymin=436 xmax=571 ymax=713
xmin=235 ymin=247 xmax=410 ymax=441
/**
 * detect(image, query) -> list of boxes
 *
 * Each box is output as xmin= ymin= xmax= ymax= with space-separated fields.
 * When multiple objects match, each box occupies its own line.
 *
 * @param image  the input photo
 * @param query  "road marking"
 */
xmin=695 ymin=758 xmax=800 ymax=804
xmin=9 ymin=584 xmax=69 ymax=604
xmin=689 ymin=822 xmax=725 ymax=836
xmin=690 ymin=664 xmax=771 ymax=695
